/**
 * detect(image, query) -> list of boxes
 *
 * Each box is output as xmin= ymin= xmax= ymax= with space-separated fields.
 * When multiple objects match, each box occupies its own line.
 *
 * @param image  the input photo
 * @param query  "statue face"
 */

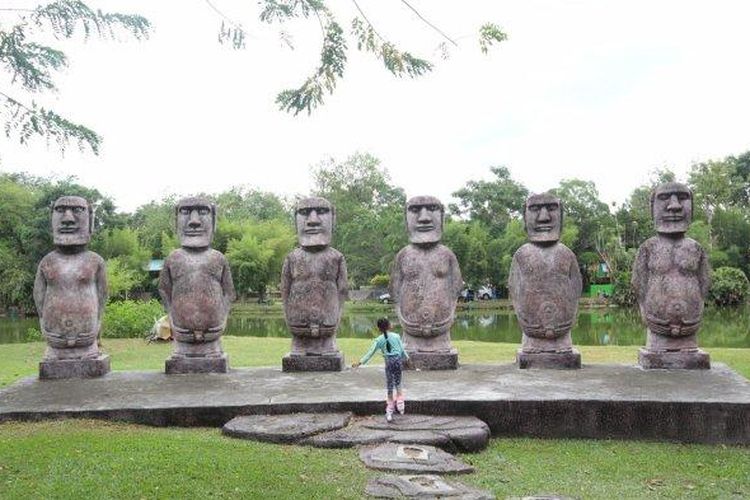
xmin=652 ymin=182 xmax=692 ymax=234
xmin=524 ymin=193 xmax=562 ymax=243
xmin=176 ymin=197 xmax=215 ymax=248
xmin=406 ymin=196 xmax=443 ymax=245
xmin=52 ymin=196 xmax=92 ymax=246
xmin=296 ymin=197 xmax=333 ymax=248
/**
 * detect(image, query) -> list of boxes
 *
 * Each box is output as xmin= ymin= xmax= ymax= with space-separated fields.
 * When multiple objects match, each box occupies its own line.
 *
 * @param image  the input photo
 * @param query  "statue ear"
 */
xmin=211 ymin=203 xmax=217 ymax=237
xmin=558 ymin=199 xmax=564 ymax=230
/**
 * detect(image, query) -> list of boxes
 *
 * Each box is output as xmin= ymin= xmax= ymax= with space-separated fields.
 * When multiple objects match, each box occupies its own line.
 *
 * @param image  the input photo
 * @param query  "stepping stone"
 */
xmin=359 ymin=443 xmax=474 ymax=474
xmin=222 ymin=412 xmax=352 ymax=444
xmin=366 ymin=474 xmax=494 ymax=499
xmin=304 ymin=414 xmax=490 ymax=452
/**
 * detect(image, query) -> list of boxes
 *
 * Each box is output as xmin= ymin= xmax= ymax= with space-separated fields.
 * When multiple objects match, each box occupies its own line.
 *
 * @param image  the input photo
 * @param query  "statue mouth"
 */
xmin=662 ymin=215 xmax=684 ymax=222
xmin=534 ymin=225 xmax=553 ymax=232
xmin=416 ymin=225 xmax=435 ymax=232
xmin=183 ymin=230 xmax=205 ymax=236
xmin=304 ymin=228 xmax=323 ymax=234
xmin=57 ymin=227 xmax=79 ymax=233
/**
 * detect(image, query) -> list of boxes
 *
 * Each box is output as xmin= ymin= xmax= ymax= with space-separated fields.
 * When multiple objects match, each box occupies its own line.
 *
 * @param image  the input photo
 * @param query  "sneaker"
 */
xmin=396 ymin=398 xmax=405 ymax=415
xmin=385 ymin=408 xmax=393 ymax=422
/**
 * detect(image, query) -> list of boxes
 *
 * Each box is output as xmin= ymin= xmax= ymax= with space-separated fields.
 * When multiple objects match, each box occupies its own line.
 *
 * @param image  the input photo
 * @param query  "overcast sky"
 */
xmin=2 ymin=0 xmax=750 ymax=212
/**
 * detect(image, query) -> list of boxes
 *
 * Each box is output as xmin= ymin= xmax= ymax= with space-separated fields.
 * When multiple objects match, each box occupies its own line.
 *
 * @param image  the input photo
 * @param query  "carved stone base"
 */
xmin=282 ymin=353 xmax=344 ymax=372
xmin=638 ymin=348 xmax=710 ymax=370
xmin=517 ymin=349 xmax=581 ymax=369
xmin=406 ymin=350 xmax=458 ymax=370
xmin=165 ymin=354 xmax=229 ymax=374
xmin=39 ymin=354 xmax=111 ymax=379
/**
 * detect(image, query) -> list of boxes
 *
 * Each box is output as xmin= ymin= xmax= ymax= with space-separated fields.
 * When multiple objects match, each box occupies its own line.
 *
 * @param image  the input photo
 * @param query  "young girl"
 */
xmin=352 ymin=317 xmax=409 ymax=422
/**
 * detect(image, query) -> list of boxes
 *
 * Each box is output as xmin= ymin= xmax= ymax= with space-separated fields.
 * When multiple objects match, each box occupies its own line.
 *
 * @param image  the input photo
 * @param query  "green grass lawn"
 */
xmin=1 ymin=339 xmax=748 ymax=499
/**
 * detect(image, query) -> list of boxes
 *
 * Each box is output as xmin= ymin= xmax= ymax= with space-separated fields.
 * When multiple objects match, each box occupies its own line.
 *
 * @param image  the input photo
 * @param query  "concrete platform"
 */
xmin=1 ymin=363 xmax=748 ymax=444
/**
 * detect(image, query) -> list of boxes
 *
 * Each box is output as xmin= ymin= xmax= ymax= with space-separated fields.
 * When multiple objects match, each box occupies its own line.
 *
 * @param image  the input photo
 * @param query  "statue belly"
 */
xmin=514 ymin=275 xmax=577 ymax=334
xmin=171 ymin=281 xmax=226 ymax=330
xmin=285 ymin=279 xmax=340 ymax=327
xmin=400 ymin=280 xmax=455 ymax=326
xmin=645 ymin=275 xmax=703 ymax=325
xmin=41 ymin=286 xmax=98 ymax=334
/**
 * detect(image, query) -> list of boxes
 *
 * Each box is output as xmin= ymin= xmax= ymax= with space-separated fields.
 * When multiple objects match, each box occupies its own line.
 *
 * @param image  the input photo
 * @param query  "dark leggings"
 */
xmin=385 ymin=356 xmax=403 ymax=394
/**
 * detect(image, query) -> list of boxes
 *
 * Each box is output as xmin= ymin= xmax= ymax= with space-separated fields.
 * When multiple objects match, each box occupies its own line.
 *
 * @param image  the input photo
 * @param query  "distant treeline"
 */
xmin=2 ymin=150 xmax=749 ymax=312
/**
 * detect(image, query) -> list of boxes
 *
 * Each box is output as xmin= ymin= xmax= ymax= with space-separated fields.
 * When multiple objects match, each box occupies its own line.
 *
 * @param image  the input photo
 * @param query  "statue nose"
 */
xmin=307 ymin=210 xmax=321 ymax=225
xmin=537 ymin=206 xmax=551 ymax=221
xmin=667 ymin=195 xmax=682 ymax=211
xmin=418 ymin=207 xmax=431 ymax=222
xmin=188 ymin=211 xmax=202 ymax=227
xmin=61 ymin=210 xmax=75 ymax=224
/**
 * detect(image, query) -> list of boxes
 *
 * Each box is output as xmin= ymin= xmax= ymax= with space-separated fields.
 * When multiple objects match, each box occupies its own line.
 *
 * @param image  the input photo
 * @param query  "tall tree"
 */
xmin=0 ymin=1 xmax=150 ymax=154
xmin=450 ymin=165 xmax=528 ymax=237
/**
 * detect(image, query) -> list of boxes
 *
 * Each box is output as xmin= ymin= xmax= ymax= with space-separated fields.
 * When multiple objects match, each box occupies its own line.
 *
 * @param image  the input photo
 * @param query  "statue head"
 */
xmin=176 ymin=197 xmax=215 ymax=249
xmin=296 ymin=197 xmax=334 ymax=248
xmin=52 ymin=196 xmax=93 ymax=247
xmin=651 ymin=182 xmax=692 ymax=235
xmin=523 ymin=192 xmax=562 ymax=244
xmin=406 ymin=196 xmax=443 ymax=245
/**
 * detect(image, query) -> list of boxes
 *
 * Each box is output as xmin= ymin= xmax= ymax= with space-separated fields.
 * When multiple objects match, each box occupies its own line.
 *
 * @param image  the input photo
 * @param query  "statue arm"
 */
xmin=221 ymin=257 xmax=236 ymax=306
xmin=280 ymin=255 xmax=292 ymax=303
xmin=390 ymin=252 xmax=403 ymax=319
xmin=569 ymin=255 xmax=582 ymax=298
xmin=450 ymin=252 xmax=463 ymax=298
xmin=158 ymin=261 xmax=173 ymax=313
xmin=33 ymin=263 xmax=46 ymax=320
xmin=96 ymin=258 xmax=108 ymax=332
xmin=698 ymin=248 xmax=711 ymax=299
xmin=631 ymin=246 xmax=648 ymax=305
xmin=508 ymin=254 xmax=520 ymax=301
xmin=337 ymin=254 xmax=349 ymax=305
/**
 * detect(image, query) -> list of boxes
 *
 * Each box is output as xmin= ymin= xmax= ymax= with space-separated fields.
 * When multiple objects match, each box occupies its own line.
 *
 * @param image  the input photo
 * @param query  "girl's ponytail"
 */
xmin=377 ymin=317 xmax=392 ymax=353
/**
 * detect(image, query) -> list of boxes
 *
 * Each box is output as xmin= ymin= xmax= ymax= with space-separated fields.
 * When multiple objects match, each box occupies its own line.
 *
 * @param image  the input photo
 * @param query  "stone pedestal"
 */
xmin=638 ymin=348 xmax=710 ymax=370
xmin=282 ymin=353 xmax=344 ymax=372
xmin=407 ymin=350 xmax=458 ymax=370
xmin=39 ymin=354 xmax=111 ymax=379
xmin=517 ymin=349 xmax=581 ymax=369
xmin=165 ymin=354 xmax=229 ymax=374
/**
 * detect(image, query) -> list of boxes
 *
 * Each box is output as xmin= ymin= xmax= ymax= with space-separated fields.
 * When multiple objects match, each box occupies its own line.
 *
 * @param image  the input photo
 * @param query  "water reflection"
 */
xmin=2 ymin=307 xmax=749 ymax=347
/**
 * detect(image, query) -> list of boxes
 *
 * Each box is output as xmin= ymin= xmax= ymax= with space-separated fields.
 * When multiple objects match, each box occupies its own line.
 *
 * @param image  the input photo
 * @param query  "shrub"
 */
xmin=102 ymin=299 xmax=165 ymax=338
xmin=709 ymin=267 xmax=749 ymax=306
xmin=369 ymin=274 xmax=390 ymax=287
xmin=610 ymin=270 xmax=636 ymax=307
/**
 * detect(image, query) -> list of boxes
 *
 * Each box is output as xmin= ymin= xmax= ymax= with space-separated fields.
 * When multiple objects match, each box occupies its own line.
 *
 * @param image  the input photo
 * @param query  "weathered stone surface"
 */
xmin=632 ymin=183 xmax=711 ymax=369
xmin=39 ymin=354 xmax=111 ymax=380
xmin=2 ymin=364 xmax=749 ymax=444
xmin=305 ymin=414 xmax=490 ymax=452
xmin=509 ymin=193 xmax=581 ymax=368
xmin=160 ymin=197 xmax=235 ymax=373
xmin=392 ymin=196 xmax=462 ymax=367
xmin=33 ymin=196 xmax=109 ymax=378
xmin=366 ymin=474 xmax=494 ymax=499
xmin=165 ymin=354 xmax=228 ymax=374
xmin=516 ymin=349 xmax=581 ymax=369
xmin=508 ymin=496 xmax=577 ymax=500
xmin=222 ymin=412 xmax=352 ymax=443
xmin=360 ymin=443 xmax=474 ymax=474
xmin=282 ymin=353 xmax=344 ymax=372
xmin=280 ymin=197 xmax=347 ymax=368
xmin=408 ymin=350 xmax=459 ymax=371
xmin=638 ymin=348 xmax=710 ymax=370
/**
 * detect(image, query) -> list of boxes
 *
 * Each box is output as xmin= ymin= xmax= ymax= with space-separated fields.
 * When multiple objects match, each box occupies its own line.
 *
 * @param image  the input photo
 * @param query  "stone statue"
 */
xmin=632 ymin=182 xmax=711 ymax=369
xmin=33 ymin=196 xmax=110 ymax=379
xmin=159 ymin=197 xmax=235 ymax=373
xmin=391 ymin=196 xmax=462 ymax=370
xmin=509 ymin=193 xmax=582 ymax=369
xmin=280 ymin=197 xmax=348 ymax=371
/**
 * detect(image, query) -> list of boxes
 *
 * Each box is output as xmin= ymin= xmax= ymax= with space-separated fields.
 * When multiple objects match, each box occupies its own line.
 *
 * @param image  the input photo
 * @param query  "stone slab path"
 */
xmin=365 ymin=474 xmax=494 ymax=499
xmin=359 ymin=443 xmax=474 ymax=474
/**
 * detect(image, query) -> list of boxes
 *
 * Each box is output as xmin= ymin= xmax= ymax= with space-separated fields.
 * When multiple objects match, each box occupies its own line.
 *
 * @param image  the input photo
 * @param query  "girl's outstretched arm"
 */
xmin=354 ymin=336 xmax=381 ymax=367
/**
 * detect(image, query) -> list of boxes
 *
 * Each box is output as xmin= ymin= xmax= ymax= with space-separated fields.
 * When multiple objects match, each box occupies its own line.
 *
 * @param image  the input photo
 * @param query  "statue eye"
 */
xmin=317 ymin=207 xmax=330 ymax=214
xmin=179 ymin=207 xmax=190 ymax=215
xmin=298 ymin=208 xmax=311 ymax=216
xmin=427 ymin=204 xmax=439 ymax=212
xmin=546 ymin=204 xmax=557 ymax=211
xmin=528 ymin=205 xmax=540 ymax=212
xmin=72 ymin=207 xmax=84 ymax=213
xmin=657 ymin=194 xmax=670 ymax=201
xmin=678 ymin=193 xmax=690 ymax=201
xmin=198 ymin=208 xmax=209 ymax=215
xmin=54 ymin=206 xmax=65 ymax=213
xmin=408 ymin=206 xmax=420 ymax=213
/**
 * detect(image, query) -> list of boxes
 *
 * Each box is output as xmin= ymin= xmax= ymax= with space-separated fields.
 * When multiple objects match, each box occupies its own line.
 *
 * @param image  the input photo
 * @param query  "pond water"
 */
xmin=3 ymin=307 xmax=748 ymax=347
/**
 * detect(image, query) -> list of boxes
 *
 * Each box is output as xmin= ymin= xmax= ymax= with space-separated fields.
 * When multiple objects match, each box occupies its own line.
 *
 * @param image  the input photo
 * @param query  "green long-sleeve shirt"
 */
xmin=359 ymin=332 xmax=409 ymax=365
